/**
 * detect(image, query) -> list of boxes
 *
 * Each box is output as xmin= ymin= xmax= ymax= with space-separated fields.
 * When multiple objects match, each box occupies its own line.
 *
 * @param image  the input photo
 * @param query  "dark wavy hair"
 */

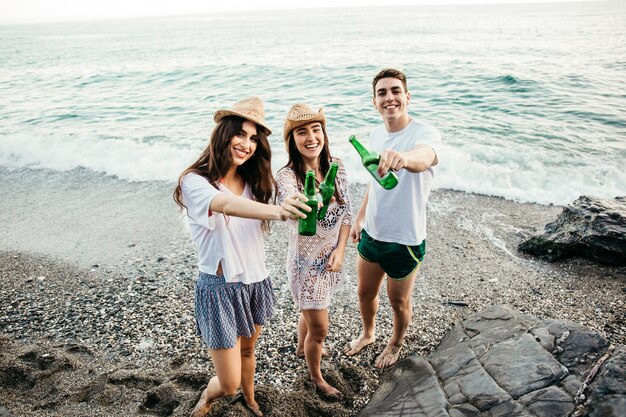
xmin=173 ymin=116 xmax=276 ymax=232
xmin=284 ymin=124 xmax=343 ymax=205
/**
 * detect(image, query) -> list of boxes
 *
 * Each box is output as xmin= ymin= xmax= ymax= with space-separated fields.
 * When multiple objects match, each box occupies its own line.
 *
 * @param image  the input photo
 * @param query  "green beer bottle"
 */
xmin=349 ymin=135 xmax=398 ymax=190
xmin=317 ymin=162 xmax=339 ymax=220
xmin=298 ymin=170 xmax=318 ymax=236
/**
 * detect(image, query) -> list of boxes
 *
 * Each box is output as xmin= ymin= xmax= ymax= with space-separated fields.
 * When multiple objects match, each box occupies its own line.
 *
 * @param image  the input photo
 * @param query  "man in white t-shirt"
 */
xmin=345 ymin=68 xmax=441 ymax=368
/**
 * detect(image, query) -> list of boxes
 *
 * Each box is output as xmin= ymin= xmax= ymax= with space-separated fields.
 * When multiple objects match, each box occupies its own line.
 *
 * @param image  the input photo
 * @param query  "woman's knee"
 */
xmin=306 ymin=322 xmax=328 ymax=342
xmin=219 ymin=378 xmax=240 ymax=396
xmin=240 ymin=344 xmax=256 ymax=359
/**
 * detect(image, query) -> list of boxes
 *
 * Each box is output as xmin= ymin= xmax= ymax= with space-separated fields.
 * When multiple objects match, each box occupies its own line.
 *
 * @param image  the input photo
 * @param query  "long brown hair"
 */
xmin=284 ymin=125 xmax=343 ymax=205
xmin=173 ymin=116 xmax=276 ymax=232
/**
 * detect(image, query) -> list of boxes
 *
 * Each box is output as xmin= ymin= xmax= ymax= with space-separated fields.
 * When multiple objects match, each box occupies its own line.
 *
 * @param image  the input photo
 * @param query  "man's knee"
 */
xmin=390 ymin=297 xmax=411 ymax=315
xmin=357 ymin=286 xmax=378 ymax=302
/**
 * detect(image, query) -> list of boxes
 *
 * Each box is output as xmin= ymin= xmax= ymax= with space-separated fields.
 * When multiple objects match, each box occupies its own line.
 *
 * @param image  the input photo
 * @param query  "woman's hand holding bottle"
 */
xmin=279 ymin=193 xmax=311 ymax=221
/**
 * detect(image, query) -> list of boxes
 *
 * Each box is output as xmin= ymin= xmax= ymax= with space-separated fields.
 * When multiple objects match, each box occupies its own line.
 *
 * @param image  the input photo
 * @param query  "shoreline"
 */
xmin=0 ymin=166 xmax=562 ymax=269
xmin=1 ymin=167 xmax=625 ymax=416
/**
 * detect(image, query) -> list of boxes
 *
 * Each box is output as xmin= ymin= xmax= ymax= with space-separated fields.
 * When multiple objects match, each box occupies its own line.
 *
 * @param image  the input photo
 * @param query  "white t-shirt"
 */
xmin=180 ymin=173 xmax=269 ymax=284
xmin=363 ymin=119 xmax=441 ymax=246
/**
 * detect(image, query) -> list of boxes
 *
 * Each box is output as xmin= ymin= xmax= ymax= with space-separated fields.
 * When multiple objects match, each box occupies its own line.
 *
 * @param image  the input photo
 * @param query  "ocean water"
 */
xmin=1 ymin=1 xmax=624 ymax=205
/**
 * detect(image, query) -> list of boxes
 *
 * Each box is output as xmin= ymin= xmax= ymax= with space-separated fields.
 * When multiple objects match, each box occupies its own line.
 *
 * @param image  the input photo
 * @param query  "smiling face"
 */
xmin=292 ymin=121 xmax=325 ymax=163
xmin=230 ymin=120 xmax=258 ymax=167
xmin=373 ymin=77 xmax=411 ymax=129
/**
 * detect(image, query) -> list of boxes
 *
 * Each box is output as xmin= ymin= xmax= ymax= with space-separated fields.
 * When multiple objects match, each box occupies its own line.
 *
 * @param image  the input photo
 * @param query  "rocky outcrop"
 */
xmin=518 ymin=196 xmax=626 ymax=265
xmin=587 ymin=346 xmax=626 ymax=417
xmin=358 ymin=305 xmax=625 ymax=417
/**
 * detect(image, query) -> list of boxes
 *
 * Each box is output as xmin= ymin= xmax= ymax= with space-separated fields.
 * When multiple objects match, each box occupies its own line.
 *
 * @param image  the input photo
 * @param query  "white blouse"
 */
xmin=181 ymin=173 xmax=269 ymax=284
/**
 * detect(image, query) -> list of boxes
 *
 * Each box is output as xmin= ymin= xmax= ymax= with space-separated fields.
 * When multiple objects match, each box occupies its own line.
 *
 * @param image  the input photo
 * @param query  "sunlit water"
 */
xmin=1 ymin=1 xmax=624 ymax=204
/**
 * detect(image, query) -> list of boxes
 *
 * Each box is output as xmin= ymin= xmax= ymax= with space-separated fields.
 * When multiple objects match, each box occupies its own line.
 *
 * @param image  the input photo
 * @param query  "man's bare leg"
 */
xmin=345 ymin=256 xmax=386 ymax=356
xmin=375 ymin=268 xmax=418 ymax=368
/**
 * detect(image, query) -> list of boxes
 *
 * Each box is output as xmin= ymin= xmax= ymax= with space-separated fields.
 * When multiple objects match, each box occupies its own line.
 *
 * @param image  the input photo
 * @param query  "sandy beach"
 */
xmin=1 ymin=166 xmax=624 ymax=416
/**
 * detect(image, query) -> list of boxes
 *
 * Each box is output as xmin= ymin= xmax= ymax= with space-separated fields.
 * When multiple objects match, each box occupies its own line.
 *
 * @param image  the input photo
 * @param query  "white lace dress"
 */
xmin=276 ymin=158 xmax=352 ymax=310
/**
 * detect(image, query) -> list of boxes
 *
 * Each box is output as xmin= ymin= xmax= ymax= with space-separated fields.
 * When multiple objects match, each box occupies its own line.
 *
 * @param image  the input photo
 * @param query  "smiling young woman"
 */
xmin=276 ymin=103 xmax=352 ymax=397
xmin=173 ymin=97 xmax=311 ymax=417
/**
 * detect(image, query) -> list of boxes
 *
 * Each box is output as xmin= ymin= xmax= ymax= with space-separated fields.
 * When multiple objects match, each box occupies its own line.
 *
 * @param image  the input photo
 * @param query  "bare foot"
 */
xmin=344 ymin=335 xmax=376 ymax=356
xmin=375 ymin=343 xmax=402 ymax=368
xmin=242 ymin=399 xmax=263 ymax=417
xmin=312 ymin=378 xmax=341 ymax=399
xmin=296 ymin=347 xmax=329 ymax=358
xmin=190 ymin=386 xmax=214 ymax=417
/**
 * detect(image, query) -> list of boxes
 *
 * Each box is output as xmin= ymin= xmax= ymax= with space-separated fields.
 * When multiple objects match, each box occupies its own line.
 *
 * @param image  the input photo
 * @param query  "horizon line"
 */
xmin=0 ymin=0 xmax=609 ymax=26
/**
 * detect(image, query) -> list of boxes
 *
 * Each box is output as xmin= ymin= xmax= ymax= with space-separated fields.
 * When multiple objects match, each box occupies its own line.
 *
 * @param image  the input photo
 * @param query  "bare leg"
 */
xmin=344 ymin=256 xmax=385 ymax=356
xmin=302 ymin=309 xmax=340 ymax=396
xmin=240 ymin=324 xmax=263 ymax=416
xmin=296 ymin=313 xmax=307 ymax=357
xmin=296 ymin=313 xmax=329 ymax=358
xmin=191 ymin=342 xmax=243 ymax=417
xmin=375 ymin=268 xmax=419 ymax=368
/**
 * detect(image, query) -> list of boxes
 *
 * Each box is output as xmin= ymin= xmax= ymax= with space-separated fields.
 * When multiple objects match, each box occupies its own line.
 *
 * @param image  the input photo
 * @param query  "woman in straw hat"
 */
xmin=276 ymin=103 xmax=352 ymax=397
xmin=173 ymin=97 xmax=311 ymax=416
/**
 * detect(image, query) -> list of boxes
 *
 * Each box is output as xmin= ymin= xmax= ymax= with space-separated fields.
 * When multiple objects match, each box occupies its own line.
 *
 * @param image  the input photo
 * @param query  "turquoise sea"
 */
xmin=1 ymin=1 xmax=624 ymax=205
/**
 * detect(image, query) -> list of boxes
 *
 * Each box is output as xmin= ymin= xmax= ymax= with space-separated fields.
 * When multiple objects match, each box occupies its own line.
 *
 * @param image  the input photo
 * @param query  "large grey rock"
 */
xmin=518 ymin=196 xmax=626 ymax=265
xmin=357 ymin=355 xmax=449 ymax=417
xmin=517 ymin=386 xmax=574 ymax=417
xmin=443 ymin=358 xmax=511 ymax=410
xmin=482 ymin=401 xmax=533 ymax=417
xmin=481 ymin=333 xmax=568 ymax=398
xmin=543 ymin=319 xmax=610 ymax=375
xmin=588 ymin=346 xmax=626 ymax=417
xmin=359 ymin=305 xmax=626 ymax=417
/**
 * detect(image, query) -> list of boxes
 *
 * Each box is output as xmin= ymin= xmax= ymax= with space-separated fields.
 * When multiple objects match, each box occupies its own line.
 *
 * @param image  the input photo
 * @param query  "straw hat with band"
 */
xmin=213 ymin=96 xmax=272 ymax=135
xmin=283 ymin=104 xmax=326 ymax=144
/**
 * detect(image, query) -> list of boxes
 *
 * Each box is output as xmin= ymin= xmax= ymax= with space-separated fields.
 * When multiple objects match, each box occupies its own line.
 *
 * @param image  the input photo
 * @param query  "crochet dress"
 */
xmin=276 ymin=158 xmax=352 ymax=310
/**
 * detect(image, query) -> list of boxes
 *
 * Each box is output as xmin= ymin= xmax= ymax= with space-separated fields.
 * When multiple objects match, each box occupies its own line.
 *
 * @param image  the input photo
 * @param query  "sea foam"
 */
xmin=1 ymin=133 xmax=623 ymax=206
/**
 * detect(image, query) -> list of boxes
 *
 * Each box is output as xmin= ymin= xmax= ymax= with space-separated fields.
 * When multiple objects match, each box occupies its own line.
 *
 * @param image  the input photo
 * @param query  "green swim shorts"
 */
xmin=357 ymin=229 xmax=426 ymax=280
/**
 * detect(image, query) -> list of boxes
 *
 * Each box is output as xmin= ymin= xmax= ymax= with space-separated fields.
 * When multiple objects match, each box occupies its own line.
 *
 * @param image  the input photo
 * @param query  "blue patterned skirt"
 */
xmin=194 ymin=272 xmax=276 ymax=349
